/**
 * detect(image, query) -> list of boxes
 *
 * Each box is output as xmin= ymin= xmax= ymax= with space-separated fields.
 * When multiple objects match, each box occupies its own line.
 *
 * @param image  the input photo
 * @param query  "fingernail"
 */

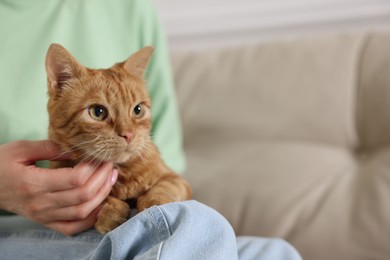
xmin=111 ymin=169 xmax=118 ymax=185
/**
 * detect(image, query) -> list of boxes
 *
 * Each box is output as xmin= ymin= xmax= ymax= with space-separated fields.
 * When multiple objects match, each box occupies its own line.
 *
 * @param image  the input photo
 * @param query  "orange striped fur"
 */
xmin=45 ymin=44 xmax=191 ymax=234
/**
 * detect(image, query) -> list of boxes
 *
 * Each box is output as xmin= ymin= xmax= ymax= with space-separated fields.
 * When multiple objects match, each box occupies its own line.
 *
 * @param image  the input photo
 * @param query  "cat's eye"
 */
xmin=133 ymin=104 xmax=144 ymax=118
xmin=88 ymin=105 xmax=108 ymax=121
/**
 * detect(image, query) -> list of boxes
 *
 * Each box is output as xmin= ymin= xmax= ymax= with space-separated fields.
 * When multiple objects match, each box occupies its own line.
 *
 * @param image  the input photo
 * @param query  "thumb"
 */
xmin=15 ymin=140 xmax=69 ymax=164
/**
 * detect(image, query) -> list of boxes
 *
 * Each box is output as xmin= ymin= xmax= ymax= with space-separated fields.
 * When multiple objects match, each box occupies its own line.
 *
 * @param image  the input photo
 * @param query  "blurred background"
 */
xmin=151 ymin=1 xmax=390 ymax=259
xmin=153 ymin=0 xmax=390 ymax=50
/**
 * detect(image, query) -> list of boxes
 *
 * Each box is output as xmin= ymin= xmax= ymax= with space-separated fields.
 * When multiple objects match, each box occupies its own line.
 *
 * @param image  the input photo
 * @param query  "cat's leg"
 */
xmin=95 ymin=196 xmax=130 ymax=234
xmin=137 ymin=173 xmax=192 ymax=212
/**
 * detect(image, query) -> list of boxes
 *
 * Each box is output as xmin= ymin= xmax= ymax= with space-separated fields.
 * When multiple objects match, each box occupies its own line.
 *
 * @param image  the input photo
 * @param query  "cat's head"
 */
xmin=46 ymin=43 xmax=154 ymax=164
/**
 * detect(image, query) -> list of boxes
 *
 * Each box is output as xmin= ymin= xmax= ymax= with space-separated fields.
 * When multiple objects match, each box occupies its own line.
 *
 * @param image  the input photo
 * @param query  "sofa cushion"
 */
xmin=171 ymin=31 xmax=390 ymax=260
xmin=359 ymin=32 xmax=390 ymax=150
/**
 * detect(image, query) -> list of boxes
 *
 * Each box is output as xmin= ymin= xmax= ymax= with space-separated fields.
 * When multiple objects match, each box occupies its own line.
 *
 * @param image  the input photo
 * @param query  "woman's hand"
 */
xmin=0 ymin=140 xmax=118 ymax=236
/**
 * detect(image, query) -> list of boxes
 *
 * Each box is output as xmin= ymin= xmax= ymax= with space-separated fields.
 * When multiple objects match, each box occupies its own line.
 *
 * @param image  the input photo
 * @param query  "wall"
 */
xmin=153 ymin=0 xmax=390 ymax=50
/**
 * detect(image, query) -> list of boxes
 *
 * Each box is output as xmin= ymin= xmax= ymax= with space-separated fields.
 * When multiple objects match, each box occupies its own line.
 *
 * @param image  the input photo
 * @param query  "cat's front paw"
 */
xmin=137 ymin=192 xmax=176 ymax=212
xmin=95 ymin=197 xmax=130 ymax=234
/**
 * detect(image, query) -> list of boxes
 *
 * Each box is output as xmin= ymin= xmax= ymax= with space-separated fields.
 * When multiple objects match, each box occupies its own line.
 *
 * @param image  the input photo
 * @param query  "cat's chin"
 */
xmin=113 ymin=152 xmax=132 ymax=164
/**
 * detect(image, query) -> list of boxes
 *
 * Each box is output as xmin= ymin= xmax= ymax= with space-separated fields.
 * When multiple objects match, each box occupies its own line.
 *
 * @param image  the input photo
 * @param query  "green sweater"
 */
xmin=0 ymin=0 xmax=185 ymax=173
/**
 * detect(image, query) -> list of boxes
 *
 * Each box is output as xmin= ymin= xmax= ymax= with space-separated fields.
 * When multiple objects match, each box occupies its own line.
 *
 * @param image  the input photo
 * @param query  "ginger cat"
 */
xmin=45 ymin=44 xmax=191 ymax=234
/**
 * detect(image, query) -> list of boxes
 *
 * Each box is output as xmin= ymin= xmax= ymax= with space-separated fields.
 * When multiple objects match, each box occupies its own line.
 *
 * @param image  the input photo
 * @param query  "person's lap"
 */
xmin=0 ymin=201 xmax=301 ymax=260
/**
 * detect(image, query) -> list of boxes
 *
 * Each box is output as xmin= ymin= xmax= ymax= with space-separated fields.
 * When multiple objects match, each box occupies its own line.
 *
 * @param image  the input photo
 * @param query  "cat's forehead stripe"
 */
xmin=96 ymin=70 xmax=146 ymax=116
xmin=100 ymin=69 xmax=125 ymax=82
xmin=97 ymin=69 xmax=130 ymax=103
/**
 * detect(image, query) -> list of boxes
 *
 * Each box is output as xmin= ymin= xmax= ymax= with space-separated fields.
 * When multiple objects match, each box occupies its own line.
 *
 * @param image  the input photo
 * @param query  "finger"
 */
xmin=49 ymin=166 xmax=116 ymax=207
xmin=13 ymin=140 xmax=69 ymax=164
xmin=36 ymin=162 xmax=111 ymax=192
xmin=46 ymin=206 xmax=101 ymax=236
xmin=46 ymin=169 xmax=115 ymax=221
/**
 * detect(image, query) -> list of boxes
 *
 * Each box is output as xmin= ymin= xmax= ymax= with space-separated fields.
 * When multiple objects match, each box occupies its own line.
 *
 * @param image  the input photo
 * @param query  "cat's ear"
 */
xmin=123 ymin=46 xmax=154 ymax=78
xmin=45 ymin=43 xmax=85 ymax=93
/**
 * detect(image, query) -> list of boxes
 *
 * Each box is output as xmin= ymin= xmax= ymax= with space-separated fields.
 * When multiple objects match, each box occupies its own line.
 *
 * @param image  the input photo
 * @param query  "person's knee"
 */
xmin=156 ymin=201 xmax=239 ymax=259
xmin=158 ymin=200 xmax=236 ymax=239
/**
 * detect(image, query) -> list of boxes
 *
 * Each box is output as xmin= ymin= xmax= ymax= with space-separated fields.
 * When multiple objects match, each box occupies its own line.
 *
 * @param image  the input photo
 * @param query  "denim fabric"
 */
xmin=0 ymin=201 xmax=301 ymax=260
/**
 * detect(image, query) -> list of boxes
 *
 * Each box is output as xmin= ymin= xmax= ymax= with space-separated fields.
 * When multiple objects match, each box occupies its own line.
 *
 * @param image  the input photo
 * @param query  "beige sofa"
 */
xmin=170 ymin=30 xmax=390 ymax=260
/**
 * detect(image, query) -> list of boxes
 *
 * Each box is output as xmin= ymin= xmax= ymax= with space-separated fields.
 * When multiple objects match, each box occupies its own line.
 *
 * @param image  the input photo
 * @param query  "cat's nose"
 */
xmin=120 ymin=132 xmax=133 ymax=144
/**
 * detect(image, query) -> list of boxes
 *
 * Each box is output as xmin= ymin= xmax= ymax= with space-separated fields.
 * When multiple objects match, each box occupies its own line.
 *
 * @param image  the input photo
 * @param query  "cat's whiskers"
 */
xmin=105 ymin=147 xmax=115 ymax=164
xmin=90 ymin=154 xmax=106 ymax=172
xmin=75 ymin=139 xmax=119 ymax=171
xmin=134 ymin=138 xmax=153 ymax=163
xmin=75 ymin=142 xmax=105 ymax=167
xmin=76 ymin=151 xmax=98 ymax=168
xmin=77 ymin=148 xmax=108 ymax=173
xmin=49 ymin=139 xmax=98 ymax=161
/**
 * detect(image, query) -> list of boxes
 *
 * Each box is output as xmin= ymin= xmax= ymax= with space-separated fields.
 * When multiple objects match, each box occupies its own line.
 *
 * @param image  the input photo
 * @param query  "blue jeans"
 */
xmin=0 ymin=201 xmax=301 ymax=259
